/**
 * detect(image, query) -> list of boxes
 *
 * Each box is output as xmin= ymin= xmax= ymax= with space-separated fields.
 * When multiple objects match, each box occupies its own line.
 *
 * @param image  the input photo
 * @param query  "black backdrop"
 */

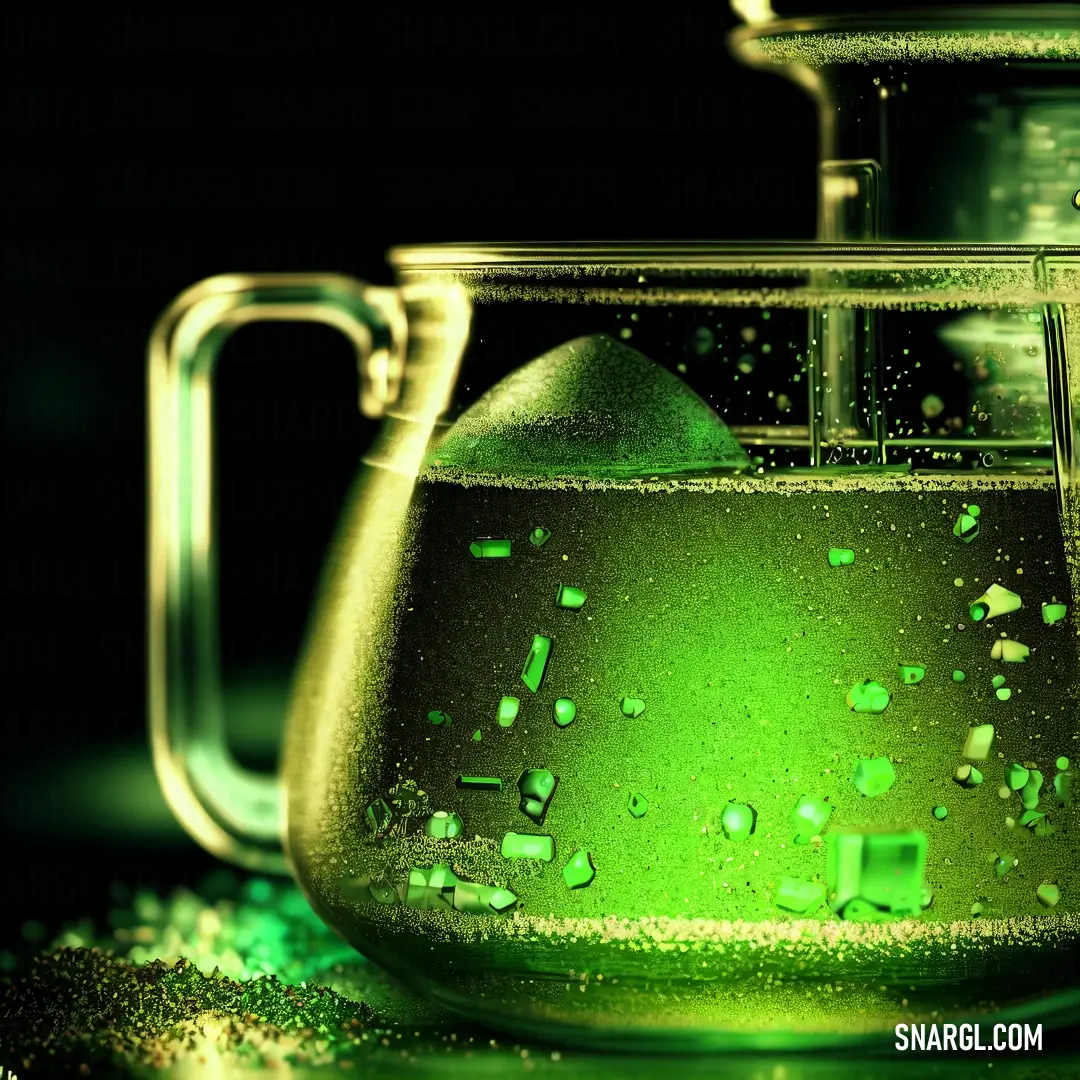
xmin=1 ymin=7 xmax=814 ymax=941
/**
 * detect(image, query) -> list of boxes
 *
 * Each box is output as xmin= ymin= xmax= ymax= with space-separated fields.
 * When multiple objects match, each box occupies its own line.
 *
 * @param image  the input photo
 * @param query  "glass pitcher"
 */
xmin=148 ymin=242 xmax=1080 ymax=1051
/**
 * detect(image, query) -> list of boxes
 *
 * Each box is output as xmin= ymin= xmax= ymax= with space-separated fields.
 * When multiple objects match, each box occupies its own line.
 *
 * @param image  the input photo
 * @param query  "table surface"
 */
xmin=3 ymin=869 xmax=1079 ymax=1078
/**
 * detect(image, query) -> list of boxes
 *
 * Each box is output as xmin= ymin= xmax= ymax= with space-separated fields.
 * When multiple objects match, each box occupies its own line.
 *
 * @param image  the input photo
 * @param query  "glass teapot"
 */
xmin=148 ymin=243 xmax=1080 ymax=1050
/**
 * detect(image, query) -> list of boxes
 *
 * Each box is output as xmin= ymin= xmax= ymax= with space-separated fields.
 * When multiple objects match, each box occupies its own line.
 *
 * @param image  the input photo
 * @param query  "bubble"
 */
xmin=691 ymin=326 xmax=714 ymax=356
xmin=921 ymin=394 xmax=945 ymax=419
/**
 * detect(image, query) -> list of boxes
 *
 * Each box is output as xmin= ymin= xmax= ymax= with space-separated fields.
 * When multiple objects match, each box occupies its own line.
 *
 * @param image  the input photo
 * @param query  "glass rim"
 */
xmin=387 ymin=241 xmax=1080 ymax=270
xmin=728 ymin=5 xmax=1080 ymax=40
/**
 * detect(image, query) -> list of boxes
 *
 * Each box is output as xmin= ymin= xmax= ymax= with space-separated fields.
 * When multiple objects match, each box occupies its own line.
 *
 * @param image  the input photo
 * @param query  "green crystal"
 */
xmin=1056 ymin=756 xmax=1071 ymax=771
xmin=424 ymin=811 xmax=464 ymax=839
xmin=962 ymin=723 xmax=995 ymax=760
xmin=1020 ymin=770 xmax=1044 ymax=810
xmin=898 ymin=663 xmax=925 ymax=684
xmin=1043 ymin=603 xmax=1068 ymax=625
xmin=553 ymin=698 xmax=577 ymax=727
xmin=1037 ymin=883 xmax=1061 ymax=908
xmin=556 ymin=585 xmax=587 ymax=610
xmin=953 ymin=764 xmax=984 ymax=788
xmin=828 ymin=831 xmax=927 ymax=919
xmin=620 ymin=697 xmax=646 ymax=718
xmin=562 ymin=850 xmax=596 ymax=889
xmin=502 ymin=832 xmax=555 ymax=862
xmin=521 ymin=635 xmax=552 ymax=693
xmin=953 ymin=512 xmax=980 ymax=542
xmin=792 ymin=795 xmax=832 ymax=843
xmin=992 ymin=674 xmax=1007 ymax=689
xmin=497 ymin=696 xmax=520 ymax=727
xmin=365 ymin=798 xmax=393 ymax=834
xmin=518 ymin=768 xmax=558 ymax=824
xmin=428 ymin=710 xmax=452 ymax=726
xmin=996 ymin=687 xmax=1012 ymax=701
xmin=1005 ymin=763 xmax=1030 ymax=791
xmin=455 ymin=776 xmax=502 ymax=792
xmin=775 ymin=877 xmax=826 ymax=915
xmin=952 ymin=670 xmax=966 ymax=682
xmin=1019 ymin=809 xmax=1046 ymax=829
xmin=846 ymin=680 xmax=890 ymax=714
xmin=720 ymin=802 xmax=755 ymax=842
xmin=853 ymin=757 xmax=896 ymax=798
xmin=1054 ymin=771 xmax=1073 ymax=805
xmin=469 ymin=538 xmax=511 ymax=559
xmin=933 ymin=805 xmax=948 ymax=820
xmin=530 ymin=527 xmax=552 ymax=547
xmin=628 ymin=792 xmax=649 ymax=818
xmin=828 ymin=547 xmax=855 ymax=567
xmin=472 ymin=729 xmax=482 ymax=742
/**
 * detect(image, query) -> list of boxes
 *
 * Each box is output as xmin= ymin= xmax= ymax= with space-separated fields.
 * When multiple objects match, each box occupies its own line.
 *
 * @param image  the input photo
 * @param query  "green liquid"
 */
xmin=304 ymin=470 xmax=1080 ymax=1044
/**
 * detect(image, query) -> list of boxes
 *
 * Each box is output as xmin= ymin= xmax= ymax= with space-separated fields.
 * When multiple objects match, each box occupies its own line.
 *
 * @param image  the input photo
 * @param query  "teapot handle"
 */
xmin=147 ymin=273 xmax=407 ymax=874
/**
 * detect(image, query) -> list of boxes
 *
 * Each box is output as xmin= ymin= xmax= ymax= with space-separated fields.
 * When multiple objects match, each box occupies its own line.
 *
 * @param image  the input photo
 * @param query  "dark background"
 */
xmin=1 ymin=7 xmax=814 ymax=941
